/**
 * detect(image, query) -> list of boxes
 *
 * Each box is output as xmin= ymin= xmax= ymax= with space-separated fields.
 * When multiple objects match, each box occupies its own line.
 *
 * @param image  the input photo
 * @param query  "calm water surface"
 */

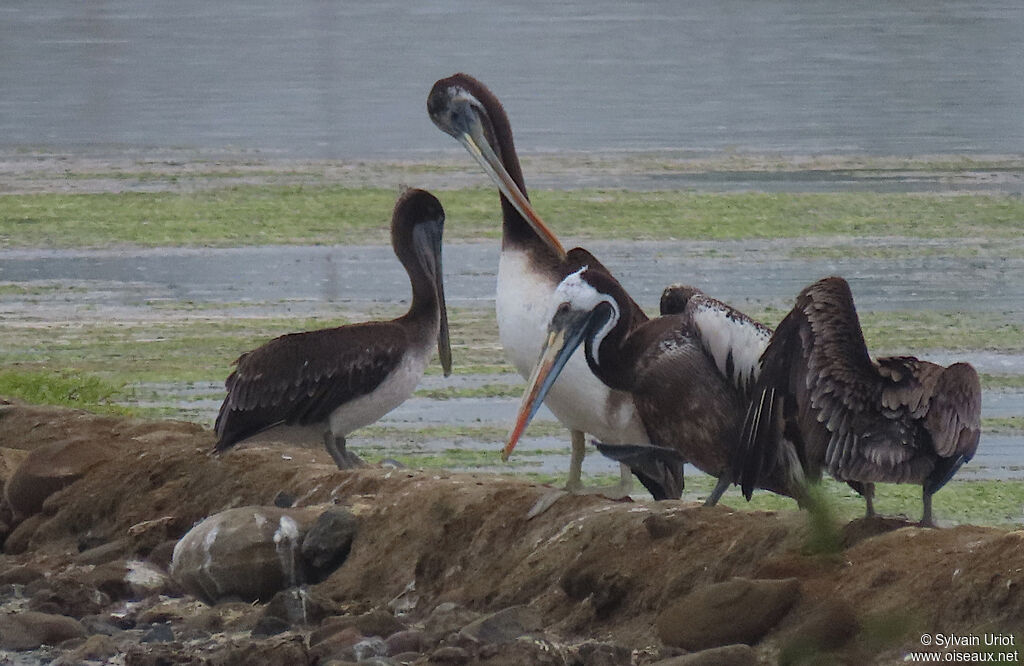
xmin=2 ymin=1 xmax=1022 ymax=157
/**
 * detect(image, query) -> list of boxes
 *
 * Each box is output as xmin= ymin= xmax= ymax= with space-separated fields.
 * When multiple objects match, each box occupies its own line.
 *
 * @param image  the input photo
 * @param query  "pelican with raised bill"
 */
xmin=213 ymin=189 xmax=452 ymax=469
xmin=428 ymin=73 xmax=646 ymax=496
xmin=737 ymin=276 xmax=982 ymax=526
xmin=505 ymin=266 xmax=798 ymax=504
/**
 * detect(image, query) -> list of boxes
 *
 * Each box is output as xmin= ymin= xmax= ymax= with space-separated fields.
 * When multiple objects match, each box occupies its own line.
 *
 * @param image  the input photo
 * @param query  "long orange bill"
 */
xmin=502 ymin=309 xmax=592 ymax=461
xmin=456 ymin=130 xmax=567 ymax=261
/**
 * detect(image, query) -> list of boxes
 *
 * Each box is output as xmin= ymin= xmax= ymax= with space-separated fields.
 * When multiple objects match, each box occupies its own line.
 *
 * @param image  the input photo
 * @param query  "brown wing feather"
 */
xmin=214 ymin=321 xmax=408 ymax=450
xmin=740 ymin=276 xmax=982 ymax=496
xmin=741 ymin=278 xmax=878 ymax=484
xmin=924 ymin=362 xmax=982 ymax=459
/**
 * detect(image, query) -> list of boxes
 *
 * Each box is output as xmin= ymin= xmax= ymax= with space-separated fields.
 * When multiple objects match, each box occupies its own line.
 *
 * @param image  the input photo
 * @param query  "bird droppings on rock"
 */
xmin=169 ymin=505 xmax=320 ymax=603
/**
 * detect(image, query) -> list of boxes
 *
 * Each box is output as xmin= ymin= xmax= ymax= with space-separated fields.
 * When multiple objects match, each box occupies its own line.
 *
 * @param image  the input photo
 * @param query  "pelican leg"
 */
xmin=323 ymin=432 xmax=367 ymax=470
xmin=861 ymin=482 xmax=876 ymax=518
xmin=559 ymin=431 xmax=633 ymax=499
xmin=564 ymin=430 xmax=586 ymax=492
xmin=705 ymin=473 xmax=732 ymax=507
xmin=920 ymin=488 xmax=936 ymax=528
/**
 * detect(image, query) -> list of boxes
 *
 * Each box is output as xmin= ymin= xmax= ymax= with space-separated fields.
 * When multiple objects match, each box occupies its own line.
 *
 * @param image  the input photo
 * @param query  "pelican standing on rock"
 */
xmin=428 ymin=73 xmax=645 ymax=495
xmin=737 ymin=276 xmax=982 ymax=526
xmin=214 ymin=189 xmax=452 ymax=469
xmin=505 ymin=266 xmax=798 ymax=503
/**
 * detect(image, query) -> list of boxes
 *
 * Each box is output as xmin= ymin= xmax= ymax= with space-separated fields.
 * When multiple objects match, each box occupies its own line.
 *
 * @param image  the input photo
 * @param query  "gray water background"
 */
xmin=2 ymin=1 xmax=1023 ymax=158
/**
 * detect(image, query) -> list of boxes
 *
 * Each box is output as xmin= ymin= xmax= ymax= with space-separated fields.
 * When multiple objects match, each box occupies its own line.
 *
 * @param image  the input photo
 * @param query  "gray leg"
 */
xmin=562 ymin=430 xmax=632 ymax=499
xmin=704 ymin=473 xmax=732 ymax=507
xmin=323 ymin=432 xmax=366 ymax=470
xmin=862 ymin=482 xmax=876 ymax=518
xmin=564 ymin=429 xmax=586 ymax=492
xmin=920 ymin=487 xmax=935 ymax=528
xmin=615 ymin=462 xmax=634 ymax=497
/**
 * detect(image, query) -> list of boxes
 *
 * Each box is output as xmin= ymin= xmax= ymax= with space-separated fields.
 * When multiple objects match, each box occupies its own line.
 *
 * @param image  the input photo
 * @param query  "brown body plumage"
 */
xmin=214 ymin=189 xmax=452 ymax=468
xmin=507 ymin=267 xmax=795 ymax=503
xmin=738 ymin=276 xmax=981 ymax=525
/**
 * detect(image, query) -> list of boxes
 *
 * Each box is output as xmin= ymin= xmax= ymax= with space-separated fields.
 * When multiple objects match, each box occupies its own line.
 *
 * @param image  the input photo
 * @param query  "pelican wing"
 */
xmin=214 ymin=322 xmax=408 ymax=450
xmin=738 ymin=277 xmax=879 ymax=495
xmin=924 ymin=362 xmax=982 ymax=459
xmin=681 ymin=289 xmax=773 ymax=398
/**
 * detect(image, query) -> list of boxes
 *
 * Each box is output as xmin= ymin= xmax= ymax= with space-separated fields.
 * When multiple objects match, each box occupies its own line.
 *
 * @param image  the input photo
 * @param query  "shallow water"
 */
xmin=3 ymin=240 xmax=1023 ymax=318
xmin=2 ymin=2 xmax=1023 ymax=157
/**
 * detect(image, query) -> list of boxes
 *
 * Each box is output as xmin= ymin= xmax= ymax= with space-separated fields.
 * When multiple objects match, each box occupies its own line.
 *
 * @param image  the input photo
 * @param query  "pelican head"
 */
xmin=502 ymin=267 xmax=621 ymax=460
xmin=428 ymin=74 xmax=566 ymax=259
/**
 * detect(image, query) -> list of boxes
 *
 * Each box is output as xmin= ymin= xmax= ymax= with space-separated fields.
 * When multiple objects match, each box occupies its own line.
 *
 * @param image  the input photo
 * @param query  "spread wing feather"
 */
xmin=738 ymin=276 xmax=982 ymax=496
xmin=659 ymin=285 xmax=773 ymax=398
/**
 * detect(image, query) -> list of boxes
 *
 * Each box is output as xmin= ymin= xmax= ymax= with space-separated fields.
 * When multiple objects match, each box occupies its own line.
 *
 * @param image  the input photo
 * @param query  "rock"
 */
xmin=841 ymin=516 xmax=914 ymax=548
xmin=123 ymin=643 xmax=207 ymax=665
xmin=3 ymin=437 xmax=113 ymax=518
xmin=146 ymin=539 xmax=179 ymax=571
xmin=385 ymin=628 xmax=426 ymax=655
xmin=656 ymin=577 xmax=800 ymax=650
xmin=3 ymin=513 xmax=44 ymax=554
xmin=259 ymin=587 xmax=337 ymax=631
xmin=170 ymin=505 xmax=319 ymax=604
xmin=317 ymin=610 xmax=406 ymax=640
xmin=352 ymin=636 xmax=389 ymax=660
xmin=574 ymin=640 xmax=632 ymax=666
xmin=75 ymin=539 xmax=129 ymax=565
xmin=649 ymin=644 xmax=759 ymax=665
xmin=0 ymin=447 xmax=29 ymax=484
xmin=302 ymin=506 xmax=358 ymax=583
xmin=309 ymin=626 xmax=362 ymax=662
xmin=0 ymin=610 xmax=87 ymax=650
xmin=0 ymin=562 xmax=45 ymax=585
xmin=252 ymin=615 xmax=291 ymax=638
xmin=779 ymin=599 xmax=860 ymax=662
xmin=125 ymin=559 xmax=176 ymax=598
xmin=458 ymin=605 xmax=542 ymax=645
xmin=561 ymin=566 xmax=629 ymax=619
xmin=56 ymin=633 xmax=119 ymax=663
xmin=430 ymin=646 xmax=471 ymax=664
xmin=81 ymin=560 xmax=135 ymax=601
xmin=140 ymin=621 xmax=175 ymax=643
xmin=477 ymin=637 xmax=565 ymax=665
xmin=423 ymin=602 xmax=480 ymax=640
xmin=28 ymin=577 xmax=111 ymax=618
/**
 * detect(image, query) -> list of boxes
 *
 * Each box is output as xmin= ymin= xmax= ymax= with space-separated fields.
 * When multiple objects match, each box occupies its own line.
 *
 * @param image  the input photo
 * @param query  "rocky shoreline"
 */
xmin=1 ymin=401 xmax=1022 ymax=665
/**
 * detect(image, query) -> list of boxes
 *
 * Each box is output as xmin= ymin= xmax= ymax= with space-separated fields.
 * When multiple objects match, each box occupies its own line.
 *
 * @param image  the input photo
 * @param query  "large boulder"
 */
xmin=170 ymin=506 xmax=321 ymax=604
